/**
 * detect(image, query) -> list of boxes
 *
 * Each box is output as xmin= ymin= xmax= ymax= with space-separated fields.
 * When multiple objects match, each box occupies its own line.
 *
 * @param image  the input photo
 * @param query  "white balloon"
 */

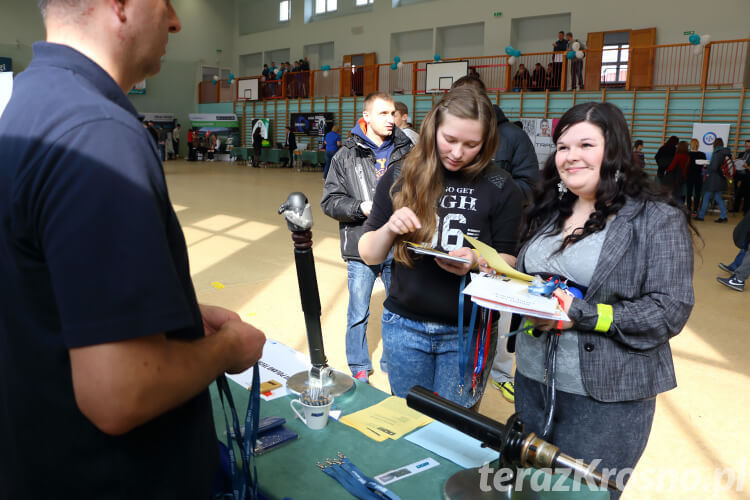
xmin=576 ymin=50 xmax=584 ymax=59
xmin=323 ymin=70 xmax=329 ymax=77
xmin=274 ymin=68 xmax=280 ymax=74
xmin=572 ymin=41 xmax=581 ymax=51
xmin=693 ymin=45 xmax=704 ymax=56
xmin=700 ymin=34 xmax=711 ymax=45
xmin=397 ymin=61 xmax=404 ymax=69
xmin=344 ymin=62 xmax=351 ymax=67
xmin=213 ymin=75 xmax=219 ymax=81
xmin=508 ymin=56 xmax=516 ymax=65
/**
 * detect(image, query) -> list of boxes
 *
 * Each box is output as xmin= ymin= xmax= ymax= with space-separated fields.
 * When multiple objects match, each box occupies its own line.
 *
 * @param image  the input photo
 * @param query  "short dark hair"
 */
xmin=566 ymin=32 xmax=573 ymax=37
xmin=713 ymin=138 xmax=724 ymax=148
xmin=363 ymin=92 xmax=393 ymax=111
xmin=394 ymin=101 xmax=408 ymax=115
xmin=634 ymin=139 xmax=644 ymax=148
xmin=451 ymin=75 xmax=487 ymax=93
xmin=559 ymin=31 xmax=565 ymax=35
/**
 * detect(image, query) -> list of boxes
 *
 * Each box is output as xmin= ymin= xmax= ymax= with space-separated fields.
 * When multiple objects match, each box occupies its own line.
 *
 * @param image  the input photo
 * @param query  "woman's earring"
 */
xmin=615 ymin=169 xmax=622 ymax=182
xmin=557 ymin=180 xmax=568 ymax=199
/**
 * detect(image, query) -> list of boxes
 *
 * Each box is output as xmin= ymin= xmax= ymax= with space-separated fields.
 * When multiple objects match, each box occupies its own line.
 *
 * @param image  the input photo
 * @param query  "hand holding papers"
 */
xmin=461 ymin=234 xmax=569 ymax=322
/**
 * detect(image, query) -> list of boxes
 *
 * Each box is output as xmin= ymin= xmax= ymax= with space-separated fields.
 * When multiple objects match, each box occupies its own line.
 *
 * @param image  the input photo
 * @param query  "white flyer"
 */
xmin=462 ymin=273 xmax=570 ymax=322
xmin=226 ymin=338 xmax=310 ymax=401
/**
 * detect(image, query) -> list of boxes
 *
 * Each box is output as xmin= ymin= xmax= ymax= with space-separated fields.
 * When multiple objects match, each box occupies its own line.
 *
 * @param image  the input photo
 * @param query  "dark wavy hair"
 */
xmin=521 ymin=102 xmax=699 ymax=252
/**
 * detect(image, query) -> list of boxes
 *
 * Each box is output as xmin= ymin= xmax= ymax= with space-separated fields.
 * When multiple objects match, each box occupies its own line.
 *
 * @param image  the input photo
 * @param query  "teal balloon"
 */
xmin=505 ymin=46 xmax=514 ymax=56
xmin=394 ymin=56 xmax=401 ymax=63
xmin=434 ymin=54 xmax=441 ymax=61
xmin=566 ymin=50 xmax=576 ymax=59
xmin=229 ymin=73 xmax=235 ymax=79
xmin=513 ymin=49 xmax=521 ymax=57
xmin=212 ymin=80 xmax=217 ymax=85
xmin=391 ymin=63 xmax=398 ymax=70
xmin=689 ymin=34 xmax=701 ymax=45
xmin=321 ymin=65 xmax=330 ymax=71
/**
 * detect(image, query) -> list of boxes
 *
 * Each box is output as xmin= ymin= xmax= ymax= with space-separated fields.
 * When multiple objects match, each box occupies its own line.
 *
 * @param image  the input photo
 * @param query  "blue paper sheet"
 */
xmin=405 ymin=421 xmax=497 ymax=469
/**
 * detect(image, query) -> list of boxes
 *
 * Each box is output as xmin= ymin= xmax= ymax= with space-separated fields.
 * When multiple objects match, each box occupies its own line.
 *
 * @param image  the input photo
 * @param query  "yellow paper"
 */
xmin=211 ymin=281 xmax=225 ymax=289
xmin=340 ymin=396 xmax=433 ymax=442
xmin=463 ymin=234 xmax=534 ymax=282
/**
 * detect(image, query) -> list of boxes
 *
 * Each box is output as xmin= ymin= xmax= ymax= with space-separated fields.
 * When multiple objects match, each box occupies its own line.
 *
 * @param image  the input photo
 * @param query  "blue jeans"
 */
xmin=381 ymin=307 xmax=496 ymax=408
xmin=346 ymin=259 xmax=391 ymax=374
xmin=515 ymin=371 xmax=655 ymax=499
xmin=323 ymin=150 xmax=336 ymax=180
xmin=698 ymin=191 xmax=727 ymax=219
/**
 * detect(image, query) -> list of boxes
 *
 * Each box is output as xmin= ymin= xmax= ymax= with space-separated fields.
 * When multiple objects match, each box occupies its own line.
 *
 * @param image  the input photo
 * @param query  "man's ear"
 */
xmin=108 ymin=0 xmax=127 ymax=22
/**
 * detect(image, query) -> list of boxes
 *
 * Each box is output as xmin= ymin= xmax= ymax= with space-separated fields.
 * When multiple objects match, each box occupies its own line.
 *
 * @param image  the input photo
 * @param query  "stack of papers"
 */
xmin=463 ymin=273 xmax=570 ymax=321
xmin=340 ymin=396 xmax=433 ymax=442
xmin=463 ymin=234 xmax=569 ymax=322
xmin=405 ymin=421 xmax=498 ymax=469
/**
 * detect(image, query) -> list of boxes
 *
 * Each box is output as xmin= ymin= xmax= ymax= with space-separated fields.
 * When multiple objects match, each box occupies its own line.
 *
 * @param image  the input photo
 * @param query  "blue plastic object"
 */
xmin=689 ymin=34 xmax=701 ymax=45
xmin=505 ymin=46 xmax=514 ymax=56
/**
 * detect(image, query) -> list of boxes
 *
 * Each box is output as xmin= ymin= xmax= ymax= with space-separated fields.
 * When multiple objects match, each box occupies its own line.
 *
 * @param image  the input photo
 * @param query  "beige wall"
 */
xmin=234 ymin=0 xmax=750 ymax=72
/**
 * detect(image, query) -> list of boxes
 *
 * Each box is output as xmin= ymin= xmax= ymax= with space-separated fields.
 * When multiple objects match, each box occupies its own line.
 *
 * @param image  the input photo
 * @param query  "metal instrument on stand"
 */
xmin=406 ymin=386 xmax=620 ymax=499
xmin=278 ymin=192 xmax=355 ymax=398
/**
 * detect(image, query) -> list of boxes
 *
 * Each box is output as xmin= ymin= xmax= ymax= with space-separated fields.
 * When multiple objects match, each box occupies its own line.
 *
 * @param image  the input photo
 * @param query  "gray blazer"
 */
xmin=517 ymin=197 xmax=695 ymax=402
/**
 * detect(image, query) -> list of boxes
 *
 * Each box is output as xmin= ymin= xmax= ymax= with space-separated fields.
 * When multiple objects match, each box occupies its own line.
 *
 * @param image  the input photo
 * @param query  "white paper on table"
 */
xmin=462 ymin=273 xmax=570 ymax=321
xmin=225 ymin=338 xmax=310 ymax=401
xmin=405 ymin=421 xmax=497 ymax=469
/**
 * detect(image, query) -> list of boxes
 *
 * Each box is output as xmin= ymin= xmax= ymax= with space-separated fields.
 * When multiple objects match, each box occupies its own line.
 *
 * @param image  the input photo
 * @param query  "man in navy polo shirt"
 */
xmin=0 ymin=1 xmax=266 ymax=498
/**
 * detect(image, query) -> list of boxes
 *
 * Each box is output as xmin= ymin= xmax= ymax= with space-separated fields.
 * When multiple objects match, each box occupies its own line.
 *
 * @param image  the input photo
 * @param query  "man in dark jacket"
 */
xmin=452 ymin=76 xmax=539 ymax=202
xmin=321 ymin=92 xmax=413 ymax=381
xmin=450 ymin=75 xmax=538 ymax=402
xmin=281 ymin=125 xmax=296 ymax=167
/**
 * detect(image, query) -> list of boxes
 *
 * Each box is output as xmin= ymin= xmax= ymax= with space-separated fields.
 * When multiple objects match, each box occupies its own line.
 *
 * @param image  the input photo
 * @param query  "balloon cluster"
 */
xmin=227 ymin=73 xmax=235 ymax=85
xmin=505 ymin=46 xmax=522 ymax=65
xmin=212 ymin=74 xmax=219 ymax=85
xmin=689 ymin=33 xmax=711 ymax=55
xmin=391 ymin=56 xmax=404 ymax=70
xmin=565 ymin=41 xmax=584 ymax=61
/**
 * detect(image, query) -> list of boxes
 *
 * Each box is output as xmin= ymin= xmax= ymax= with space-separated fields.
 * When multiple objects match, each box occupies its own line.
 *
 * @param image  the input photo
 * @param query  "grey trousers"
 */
xmin=515 ymin=371 xmax=656 ymax=499
xmin=735 ymin=251 xmax=750 ymax=280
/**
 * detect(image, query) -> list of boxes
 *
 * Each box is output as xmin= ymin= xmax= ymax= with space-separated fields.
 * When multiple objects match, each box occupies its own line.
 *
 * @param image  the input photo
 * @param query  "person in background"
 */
xmin=717 ymin=211 xmax=750 ymax=291
xmin=566 ymin=32 xmax=585 ymax=90
xmin=146 ymin=120 xmax=158 ymax=145
xmin=157 ymin=124 xmax=167 ymax=161
xmin=551 ymin=31 xmax=568 ymax=90
xmin=545 ymin=62 xmax=555 ymax=90
xmin=665 ymin=140 xmax=690 ymax=202
xmin=394 ymin=101 xmax=419 ymax=145
xmin=686 ymin=138 xmax=707 ymax=216
xmin=0 ymin=1 xmax=266 ymax=498
xmin=730 ymin=139 xmax=750 ymax=213
xmin=512 ymin=64 xmax=531 ymax=91
xmin=515 ymin=102 xmax=696 ymax=499
xmin=280 ymin=125 xmax=296 ymax=168
xmin=172 ymin=122 xmax=181 ymax=159
xmin=252 ymin=126 xmax=263 ymax=167
xmin=655 ymin=135 xmax=679 ymax=183
xmin=165 ymin=128 xmax=174 ymax=160
xmin=357 ymin=86 xmax=522 ymax=407
xmin=323 ymin=124 xmax=342 ymax=180
xmin=632 ymin=139 xmax=646 ymax=170
xmin=696 ymin=138 xmax=731 ymax=222
xmin=531 ymin=63 xmax=546 ymax=91
xmin=321 ymin=92 xmax=414 ymax=382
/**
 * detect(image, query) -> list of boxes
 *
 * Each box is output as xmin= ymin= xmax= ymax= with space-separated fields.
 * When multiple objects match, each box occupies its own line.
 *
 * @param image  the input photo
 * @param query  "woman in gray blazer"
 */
xmin=514 ymin=102 xmax=698 ymax=498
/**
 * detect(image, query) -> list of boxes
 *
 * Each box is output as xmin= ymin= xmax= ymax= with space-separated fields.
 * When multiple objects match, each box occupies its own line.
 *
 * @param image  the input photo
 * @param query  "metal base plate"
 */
xmin=286 ymin=369 xmax=355 ymax=398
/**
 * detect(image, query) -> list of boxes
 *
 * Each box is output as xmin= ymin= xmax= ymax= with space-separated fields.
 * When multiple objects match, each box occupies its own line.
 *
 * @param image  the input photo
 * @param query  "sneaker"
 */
xmin=718 ymin=263 xmax=736 ymax=273
xmin=354 ymin=371 xmax=369 ymax=384
xmin=717 ymin=275 xmax=745 ymax=292
xmin=492 ymin=380 xmax=515 ymax=403
xmin=715 ymin=218 xmax=728 ymax=223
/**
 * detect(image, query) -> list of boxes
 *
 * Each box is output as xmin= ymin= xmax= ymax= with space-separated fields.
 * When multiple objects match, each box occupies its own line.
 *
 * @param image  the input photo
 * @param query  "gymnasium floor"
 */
xmin=164 ymin=159 xmax=749 ymax=500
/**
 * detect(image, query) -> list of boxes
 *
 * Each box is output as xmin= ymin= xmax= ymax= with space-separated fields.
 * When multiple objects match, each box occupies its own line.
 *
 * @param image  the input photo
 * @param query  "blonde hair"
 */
xmin=391 ymin=86 xmax=498 ymax=266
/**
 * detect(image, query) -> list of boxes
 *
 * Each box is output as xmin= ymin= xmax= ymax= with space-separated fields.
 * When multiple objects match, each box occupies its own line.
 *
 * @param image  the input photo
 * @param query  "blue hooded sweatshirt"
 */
xmin=352 ymin=118 xmax=395 ymax=180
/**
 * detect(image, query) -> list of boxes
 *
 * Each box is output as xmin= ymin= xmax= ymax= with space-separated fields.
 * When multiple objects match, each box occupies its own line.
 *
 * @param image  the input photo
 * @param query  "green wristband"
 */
xmin=594 ymin=304 xmax=613 ymax=332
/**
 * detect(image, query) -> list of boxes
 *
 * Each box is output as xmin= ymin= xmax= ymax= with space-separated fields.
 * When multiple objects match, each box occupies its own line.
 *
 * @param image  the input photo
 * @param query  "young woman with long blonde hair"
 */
xmin=358 ymin=86 xmax=523 ymax=407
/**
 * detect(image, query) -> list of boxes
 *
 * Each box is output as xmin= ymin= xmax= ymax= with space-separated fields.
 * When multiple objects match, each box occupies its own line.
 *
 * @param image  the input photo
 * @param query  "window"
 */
xmin=355 ymin=0 xmax=373 ymax=6
xmin=279 ymin=0 xmax=290 ymax=22
xmin=315 ymin=0 xmax=337 ymax=13
xmin=600 ymin=44 xmax=629 ymax=87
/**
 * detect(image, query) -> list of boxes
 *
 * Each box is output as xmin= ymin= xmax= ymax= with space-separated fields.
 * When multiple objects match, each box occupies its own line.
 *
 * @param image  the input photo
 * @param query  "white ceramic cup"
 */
xmin=290 ymin=396 xmax=334 ymax=430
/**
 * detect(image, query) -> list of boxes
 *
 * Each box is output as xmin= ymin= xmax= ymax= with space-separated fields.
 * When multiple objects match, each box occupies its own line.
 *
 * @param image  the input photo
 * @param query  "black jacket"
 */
xmin=321 ymin=128 xmax=413 ymax=261
xmin=493 ymin=106 xmax=539 ymax=202
xmin=285 ymin=130 xmax=296 ymax=150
